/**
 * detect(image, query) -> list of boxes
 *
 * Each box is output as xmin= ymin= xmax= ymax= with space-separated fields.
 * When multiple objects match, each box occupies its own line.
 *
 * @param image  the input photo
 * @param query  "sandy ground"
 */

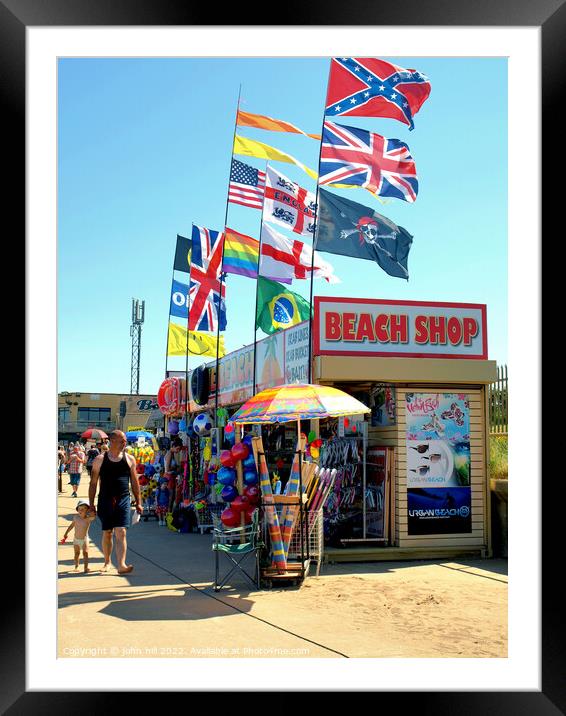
xmin=58 ymin=477 xmax=507 ymax=658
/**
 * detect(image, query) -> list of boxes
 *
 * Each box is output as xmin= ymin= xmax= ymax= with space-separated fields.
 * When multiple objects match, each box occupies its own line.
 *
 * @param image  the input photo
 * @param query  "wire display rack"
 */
xmin=287 ymin=508 xmax=324 ymax=577
xmin=195 ymin=503 xmax=225 ymax=534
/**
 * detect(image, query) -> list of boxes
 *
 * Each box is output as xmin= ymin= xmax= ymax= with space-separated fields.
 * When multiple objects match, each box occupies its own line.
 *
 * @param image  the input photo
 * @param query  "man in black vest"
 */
xmin=88 ymin=430 xmax=142 ymax=574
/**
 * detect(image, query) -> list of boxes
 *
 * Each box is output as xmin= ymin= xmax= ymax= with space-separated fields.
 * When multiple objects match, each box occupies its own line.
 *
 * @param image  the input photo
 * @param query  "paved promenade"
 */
xmin=58 ymin=478 xmax=508 ymax=659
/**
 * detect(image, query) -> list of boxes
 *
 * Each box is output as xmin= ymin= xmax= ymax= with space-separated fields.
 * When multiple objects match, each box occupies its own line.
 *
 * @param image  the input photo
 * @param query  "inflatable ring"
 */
xmin=157 ymin=377 xmax=186 ymax=416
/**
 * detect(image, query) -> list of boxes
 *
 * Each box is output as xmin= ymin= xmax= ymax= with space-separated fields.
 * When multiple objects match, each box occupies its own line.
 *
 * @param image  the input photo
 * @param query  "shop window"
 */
xmin=78 ymin=407 xmax=112 ymax=423
xmin=58 ymin=407 xmax=70 ymax=422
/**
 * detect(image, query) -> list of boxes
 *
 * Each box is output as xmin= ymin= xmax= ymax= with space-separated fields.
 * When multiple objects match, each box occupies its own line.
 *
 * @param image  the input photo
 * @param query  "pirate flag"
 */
xmin=316 ymin=188 xmax=413 ymax=280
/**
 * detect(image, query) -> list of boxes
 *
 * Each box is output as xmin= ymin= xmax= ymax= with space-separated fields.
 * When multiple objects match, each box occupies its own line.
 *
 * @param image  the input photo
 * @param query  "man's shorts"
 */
xmin=97 ymin=494 xmax=131 ymax=531
xmin=69 ymin=473 xmax=81 ymax=486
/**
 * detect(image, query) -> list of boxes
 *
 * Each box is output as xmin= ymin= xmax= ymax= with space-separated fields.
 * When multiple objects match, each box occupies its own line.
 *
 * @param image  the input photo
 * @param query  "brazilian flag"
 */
xmin=256 ymin=277 xmax=312 ymax=335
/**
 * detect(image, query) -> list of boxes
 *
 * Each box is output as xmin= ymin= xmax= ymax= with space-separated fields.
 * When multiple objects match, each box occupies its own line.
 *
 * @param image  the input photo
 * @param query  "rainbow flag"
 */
xmin=222 ymin=227 xmax=259 ymax=279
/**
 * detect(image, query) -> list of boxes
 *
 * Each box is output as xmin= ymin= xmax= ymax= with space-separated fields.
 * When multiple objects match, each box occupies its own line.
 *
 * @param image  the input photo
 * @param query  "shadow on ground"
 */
xmin=59 ymin=586 xmax=255 ymax=621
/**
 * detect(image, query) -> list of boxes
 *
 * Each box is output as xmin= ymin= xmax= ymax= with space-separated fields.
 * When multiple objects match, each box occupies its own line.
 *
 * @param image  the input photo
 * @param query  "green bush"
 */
xmin=489 ymin=435 xmax=508 ymax=480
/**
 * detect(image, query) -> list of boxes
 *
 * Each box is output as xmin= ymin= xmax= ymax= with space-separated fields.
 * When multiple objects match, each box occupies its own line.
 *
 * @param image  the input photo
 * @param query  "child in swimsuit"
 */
xmin=60 ymin=500 xmax=96 ymax=573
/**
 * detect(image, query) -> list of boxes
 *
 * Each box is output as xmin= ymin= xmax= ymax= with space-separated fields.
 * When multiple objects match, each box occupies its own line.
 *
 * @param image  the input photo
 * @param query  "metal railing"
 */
xmin=488 ymin=364 xmax=508 ymax=435
xmin=58 ymin=420 xmax=117 ymax=433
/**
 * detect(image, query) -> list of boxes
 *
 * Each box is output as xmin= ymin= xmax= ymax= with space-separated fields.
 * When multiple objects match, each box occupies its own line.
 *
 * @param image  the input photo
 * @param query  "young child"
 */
xmin=60 ymin=500 xmax=96 ymax=573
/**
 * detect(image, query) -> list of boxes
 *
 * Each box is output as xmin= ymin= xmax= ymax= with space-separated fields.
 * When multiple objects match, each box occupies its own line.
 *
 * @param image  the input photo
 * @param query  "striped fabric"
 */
xmin=258 ymin=449 xmax=287 ymax=573
xmin=279 ymin=449 xmax=302 ymax=558
xmin=228 ymin=159 xmax=266 ymax=210
xmin=222 ymin=228 xmax=259 ymax=279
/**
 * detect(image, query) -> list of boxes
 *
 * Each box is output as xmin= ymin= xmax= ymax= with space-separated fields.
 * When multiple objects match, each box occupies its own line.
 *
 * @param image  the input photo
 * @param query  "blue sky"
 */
xmin=58 ymin=57 xmax=507 ymax=395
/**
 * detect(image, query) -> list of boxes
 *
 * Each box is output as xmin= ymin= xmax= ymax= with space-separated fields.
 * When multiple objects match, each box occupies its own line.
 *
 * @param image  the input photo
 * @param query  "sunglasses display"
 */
xmin=410 ymin=444 xmax=430 ymax=454
xmin=422 ymin=453 xmax=442 ymax=463
xmin=410 ymin=465 xmax=431 ymax=475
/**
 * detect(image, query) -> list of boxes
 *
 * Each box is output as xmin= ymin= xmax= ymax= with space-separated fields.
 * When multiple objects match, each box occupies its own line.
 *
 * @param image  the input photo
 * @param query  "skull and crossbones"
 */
xmin=339 ymin=216 xmax=383 ymax=245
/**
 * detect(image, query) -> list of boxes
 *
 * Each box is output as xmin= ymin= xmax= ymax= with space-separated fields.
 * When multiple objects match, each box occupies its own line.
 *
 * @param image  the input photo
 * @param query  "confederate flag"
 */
xmin=325 ymin=57 xmax=431 ymax=131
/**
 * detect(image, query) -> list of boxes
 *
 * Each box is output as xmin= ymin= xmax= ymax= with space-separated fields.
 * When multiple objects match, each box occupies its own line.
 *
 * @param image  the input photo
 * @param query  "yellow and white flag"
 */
xmin=167 ymin=322 xmax=225 ymax=358
xmin=234 ymin=135 xmax=318 ymax=181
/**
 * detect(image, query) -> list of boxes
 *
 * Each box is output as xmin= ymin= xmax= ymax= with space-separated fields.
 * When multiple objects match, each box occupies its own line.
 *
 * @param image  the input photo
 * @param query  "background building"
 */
xmin=58 ymin=391 xmax=160 ymax=442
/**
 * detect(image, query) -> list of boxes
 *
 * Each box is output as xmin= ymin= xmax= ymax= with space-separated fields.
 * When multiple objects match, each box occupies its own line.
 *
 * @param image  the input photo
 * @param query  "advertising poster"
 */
xmin=405 ymin=393 xmax=472 ymax=534
xmin=284 ymin=321 xmax=310 ymax=384
xmin=407 ymin=488 xmax=472 ymax=535
xmin=255 ymin=332 xmax=285 ymax=393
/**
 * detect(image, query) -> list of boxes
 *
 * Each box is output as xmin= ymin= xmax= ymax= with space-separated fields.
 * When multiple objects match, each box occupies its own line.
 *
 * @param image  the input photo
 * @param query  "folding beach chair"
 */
xmin=212 ymin=509 xmax=263 ymax=591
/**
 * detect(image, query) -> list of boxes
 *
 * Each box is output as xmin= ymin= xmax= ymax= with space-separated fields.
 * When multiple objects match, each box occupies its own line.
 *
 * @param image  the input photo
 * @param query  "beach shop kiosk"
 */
xmin=163 ymin=296 xmax=497 ymax=563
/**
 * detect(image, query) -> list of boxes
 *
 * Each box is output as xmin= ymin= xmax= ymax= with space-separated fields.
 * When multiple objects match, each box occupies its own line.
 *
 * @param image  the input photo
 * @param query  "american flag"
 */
xmin=228 ymin=159 xmax=266 ymax=209
xmin=188 ymin=225 xmax=226 ymax=332
xmin=320 ymin=121 xmax=418 ymax=203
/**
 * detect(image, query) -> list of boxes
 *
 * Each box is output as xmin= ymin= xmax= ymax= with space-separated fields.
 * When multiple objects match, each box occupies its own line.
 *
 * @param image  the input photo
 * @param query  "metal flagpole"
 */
xmin=307 ymin=61 xmax=332 ymax=384
xmin=252 ymin=160 xmax=269 ymax=396
xmin=214 ymin=84 xmax=242 ymax=424
xmin=185 ymin=224 xmax=194 ymax=448
xmin=164 ymin=264 xmax=175 ymax=378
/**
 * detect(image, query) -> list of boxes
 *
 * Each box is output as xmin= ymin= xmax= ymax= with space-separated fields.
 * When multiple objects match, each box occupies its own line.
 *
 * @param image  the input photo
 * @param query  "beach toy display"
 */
xmin=217 ymin=467 xmax=236 ymax=486
xmin=157 ymin=376 xmax=186 ymax=416
xmin=193 ymin=412 xmax=213 ymax=436
xmin=224 ymin=423 xmax=235 ymax=446
xmin=220 ymin=449 xmax=236 ymax=468
xmin=220 ymin=508 xmax=240 ymax=528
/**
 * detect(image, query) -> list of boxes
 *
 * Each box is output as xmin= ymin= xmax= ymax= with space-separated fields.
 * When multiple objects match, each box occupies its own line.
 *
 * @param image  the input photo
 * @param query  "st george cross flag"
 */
xmin=316 ymin=188 xmax=413 ymax=280
xmin=228 ymin=159 xmax=266 ymax=210
xmin=320 ymin=121 xmax=418 ymax=203
xmin=325 ymin=57 xmax=431 ymax=131
xmin=260 ymin=222 xmax=340 ymax=284
xmin=174 ymin=234 xmax=192 ymax=273
xmin=189 ymin=224 xmax=226 ymax=332
xmin=264 ymin=166 xmax=317 ymax=237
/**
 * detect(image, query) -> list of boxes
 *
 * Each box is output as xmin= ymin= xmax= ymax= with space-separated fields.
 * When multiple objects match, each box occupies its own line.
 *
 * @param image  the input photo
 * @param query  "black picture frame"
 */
xmin=9 ymin=0 xmax=554 ymax=710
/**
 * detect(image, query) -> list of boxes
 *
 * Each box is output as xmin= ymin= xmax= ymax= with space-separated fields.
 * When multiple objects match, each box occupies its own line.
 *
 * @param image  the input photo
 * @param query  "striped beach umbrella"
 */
xmin=230 ymin=383 xmax=370 ymax=424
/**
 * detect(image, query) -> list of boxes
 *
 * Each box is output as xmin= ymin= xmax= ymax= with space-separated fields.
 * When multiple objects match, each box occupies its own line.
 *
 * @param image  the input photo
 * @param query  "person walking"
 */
xmin=67 ymin=445 xmax=86 ymax=498
xmin=85 ymin=443 xmax=100 ymax=478
xmin=88 ymin=430 xmax=142 ymax=574
xmin=57 ymin=445 xmax=67 ymax=492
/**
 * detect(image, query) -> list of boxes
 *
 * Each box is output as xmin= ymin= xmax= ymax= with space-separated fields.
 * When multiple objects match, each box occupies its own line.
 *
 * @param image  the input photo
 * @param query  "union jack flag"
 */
xmin=319 ymin=121 xmax=418 ymax=203
xmin=189 ymin=224 xmax=226 ymax=332
xmin=325 ymin=57 xmax=431 ymax=131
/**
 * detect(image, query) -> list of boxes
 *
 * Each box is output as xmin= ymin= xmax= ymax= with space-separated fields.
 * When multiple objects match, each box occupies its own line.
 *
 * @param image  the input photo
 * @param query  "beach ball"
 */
xmin=193 ymin=412 xmax=212 ymax=436
xmin=217 ymin=467 xmax=236 ymax=486
xmin=168 ymin=420 xmax=179 ymax=435
xmin=243 ymin=507 xmax=255 ymax=524
xmin=243 ymin=470 xmax=259 ymax=486
xmin=242 ymin=434 xmax=253 ymax=446
xmin=221 ymin=508 xmax=240 ymax=528
xmin=243 ymin=486 xmax=260 ymax=504
xmin=179 ymin=418 xmax=187 ymax=432
xmin=243 ymin=454 xmax=256 ymax=470
xmin=221 ymin=485 xmax=238 ymax=503
xmin=224 ymin=424 xmax=235 ymax=446
xmin=308 ymin=430 xmax=317 ymax=444
xmin=231 ymin=495 xmax=250 ymax=513
xmin=231 ymin=442 xmax=249 ymax=463
xmin=220 ymin=450 xmax=236 ymax=468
